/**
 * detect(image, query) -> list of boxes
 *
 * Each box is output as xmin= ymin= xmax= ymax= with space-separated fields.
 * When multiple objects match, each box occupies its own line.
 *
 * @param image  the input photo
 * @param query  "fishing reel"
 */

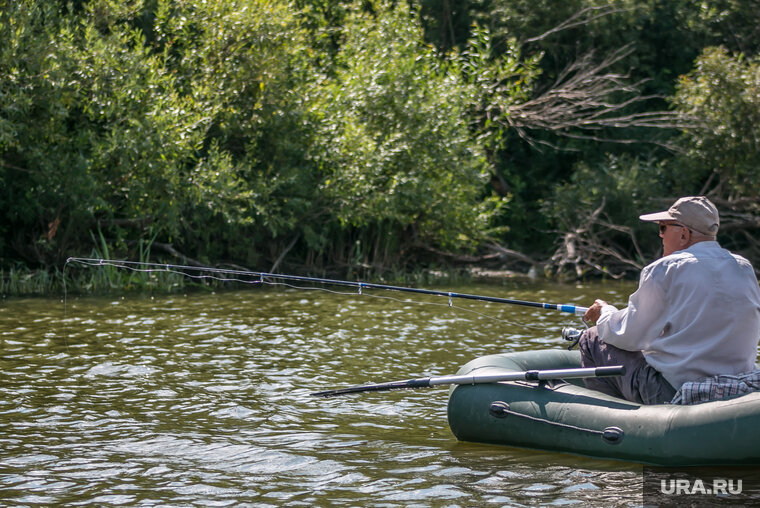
xmin=561 ymin=327 xmax=583 ymax=350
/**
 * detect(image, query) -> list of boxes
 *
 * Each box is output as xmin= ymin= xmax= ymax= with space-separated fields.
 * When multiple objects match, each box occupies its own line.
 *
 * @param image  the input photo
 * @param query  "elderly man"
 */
xmin=580 ymin=196 xmax=760 ymax=404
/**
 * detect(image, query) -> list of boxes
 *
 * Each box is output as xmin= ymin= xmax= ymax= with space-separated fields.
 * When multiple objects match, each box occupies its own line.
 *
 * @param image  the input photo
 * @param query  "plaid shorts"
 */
xmin=671 ymin=369 xmax=760 ymax=404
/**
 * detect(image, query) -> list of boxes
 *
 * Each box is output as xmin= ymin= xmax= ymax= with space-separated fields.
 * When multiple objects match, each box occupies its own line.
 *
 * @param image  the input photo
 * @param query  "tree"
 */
xmin=1 ymin=0 xmax=317 ymax=268
xmin=672 ymin=46 xmax=760 ymax=258
xmin=542 ymin=46 xmax=760 ymax=278
xmin=0 ymin=0 xmax=98 ymax=265
xmin=307 ymin=2 xmax=507 ymax=265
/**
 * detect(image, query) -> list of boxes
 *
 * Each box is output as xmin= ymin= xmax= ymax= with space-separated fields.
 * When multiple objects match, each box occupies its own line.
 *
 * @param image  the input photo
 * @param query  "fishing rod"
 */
xmin=311 ymin=365 xmax=625 ymax=397
xmin=66 ymin=257 xmax=589 ymax=316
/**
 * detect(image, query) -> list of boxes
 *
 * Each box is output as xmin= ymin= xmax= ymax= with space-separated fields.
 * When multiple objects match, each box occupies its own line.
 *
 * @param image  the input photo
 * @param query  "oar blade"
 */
xmin=310 ymin=377 xmax=432 ymax=398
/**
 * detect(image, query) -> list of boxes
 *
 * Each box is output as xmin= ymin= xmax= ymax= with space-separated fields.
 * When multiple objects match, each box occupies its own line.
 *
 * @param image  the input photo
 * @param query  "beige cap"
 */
xmin=639 ymin=196 xmax=719 ymax=236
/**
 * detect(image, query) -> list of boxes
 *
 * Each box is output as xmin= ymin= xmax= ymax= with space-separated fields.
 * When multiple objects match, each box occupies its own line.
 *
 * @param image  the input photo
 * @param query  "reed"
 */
xmin=0 ymin=266 xmax=193 ymax=298
xmin=2 ymin=231 xmax=190 ymax=296
xmin=2 ymin=231 xmax=478 ymax=298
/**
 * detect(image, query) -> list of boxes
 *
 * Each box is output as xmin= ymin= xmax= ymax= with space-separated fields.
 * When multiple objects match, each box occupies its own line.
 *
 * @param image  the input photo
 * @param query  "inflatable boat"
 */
xmin=447 ymin=349 xmax=760 ymax=466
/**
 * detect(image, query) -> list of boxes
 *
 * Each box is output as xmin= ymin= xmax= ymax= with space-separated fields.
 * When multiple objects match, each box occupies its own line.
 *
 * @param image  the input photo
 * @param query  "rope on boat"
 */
xmin=488 ymin=401 xmax=625 ymax=445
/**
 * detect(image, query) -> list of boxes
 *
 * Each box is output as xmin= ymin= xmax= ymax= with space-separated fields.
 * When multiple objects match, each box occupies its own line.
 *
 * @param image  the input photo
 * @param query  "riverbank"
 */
xmin=0 ymin=264 xmax=192 ymax=298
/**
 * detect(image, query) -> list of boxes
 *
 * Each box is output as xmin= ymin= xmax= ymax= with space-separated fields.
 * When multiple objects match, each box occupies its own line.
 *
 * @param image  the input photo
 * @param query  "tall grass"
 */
xmin=1 ymin=262 xmax=480 ymax=298
xmin=0 ymin=266 xmax=58 ymax=296
xmin=1 ymin=230 xmax=191 ymax=297
xmin=0 ymin=264 xmax=192 ymax=297
xmin=1 ymin=229 xmax=482 ymax=297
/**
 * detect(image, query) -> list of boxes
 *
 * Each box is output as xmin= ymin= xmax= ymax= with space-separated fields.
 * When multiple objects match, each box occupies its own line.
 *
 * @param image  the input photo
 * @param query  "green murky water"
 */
xmin=1 ymin=279 xmax=651 ymax=506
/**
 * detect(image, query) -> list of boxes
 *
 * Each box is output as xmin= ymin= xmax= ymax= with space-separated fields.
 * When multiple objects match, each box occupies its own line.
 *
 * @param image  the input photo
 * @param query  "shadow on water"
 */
xmin=1 ymin=280 xmax=651 ymax=506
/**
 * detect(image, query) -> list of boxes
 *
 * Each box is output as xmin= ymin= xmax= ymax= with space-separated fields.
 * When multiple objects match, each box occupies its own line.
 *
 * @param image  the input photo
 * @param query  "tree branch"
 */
xmin=150 ymin=242 xmax=206 ymax=267
xmin=548 ymin=198 xmax=644 ymax=279
xmin=523 ymin=6 xmax=633 ymax=44
xmin=270 ymin=234 xmax=300 ymax=273
xmin=492 ymin=45 xmax=694 ymax=147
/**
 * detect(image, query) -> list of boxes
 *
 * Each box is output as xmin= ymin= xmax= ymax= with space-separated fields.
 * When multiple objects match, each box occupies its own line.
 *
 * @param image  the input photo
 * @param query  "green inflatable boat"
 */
xmin=447 ymin=349 xmax=760 ymax=466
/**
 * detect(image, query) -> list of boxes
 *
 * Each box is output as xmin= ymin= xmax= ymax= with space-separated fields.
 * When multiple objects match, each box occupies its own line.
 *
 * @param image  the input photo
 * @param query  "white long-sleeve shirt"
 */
xmin=597 ymin=241 xmax=760 ymax=388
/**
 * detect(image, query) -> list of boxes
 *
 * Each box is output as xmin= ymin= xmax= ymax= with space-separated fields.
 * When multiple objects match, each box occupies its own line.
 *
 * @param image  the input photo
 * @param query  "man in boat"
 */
xmin=579 ymin=196 xmax=760 ymax=404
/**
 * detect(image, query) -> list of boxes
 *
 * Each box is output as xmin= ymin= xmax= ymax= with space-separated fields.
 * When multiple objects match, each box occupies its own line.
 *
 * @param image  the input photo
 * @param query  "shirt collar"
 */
xmin=671 ymin=240 xmax=720 ymax=256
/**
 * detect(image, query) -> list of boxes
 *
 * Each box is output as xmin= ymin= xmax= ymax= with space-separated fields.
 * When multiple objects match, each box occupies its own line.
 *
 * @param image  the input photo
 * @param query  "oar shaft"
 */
xmin=311 ymin=365 xmax=625 ymax=397
xmin=67 ymin=257 xmax=588 ymax=315
xmin=427 ymin=366 xmax=625 ymax=386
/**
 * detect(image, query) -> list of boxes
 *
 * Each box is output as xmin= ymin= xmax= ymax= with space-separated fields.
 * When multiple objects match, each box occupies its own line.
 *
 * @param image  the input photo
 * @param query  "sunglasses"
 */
xmin=659 ymin=223 xmax=686 ymax=234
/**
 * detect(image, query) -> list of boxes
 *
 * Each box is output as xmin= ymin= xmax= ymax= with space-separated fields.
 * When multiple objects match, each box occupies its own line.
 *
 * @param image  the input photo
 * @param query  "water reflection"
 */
xmin=1 ymin=281 xmax=647 ymax=506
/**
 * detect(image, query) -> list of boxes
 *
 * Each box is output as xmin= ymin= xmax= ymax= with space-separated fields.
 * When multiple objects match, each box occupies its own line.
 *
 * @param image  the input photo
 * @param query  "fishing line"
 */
xmin=62 ymin=261 xmax=71 ymax=352
xmin=259 ymin=278 xmax=542 ymax=329
xmin=65 ymin=257 xmax=587 ymax=316
xmin=64 ymin=257 xmax=573 ymax=331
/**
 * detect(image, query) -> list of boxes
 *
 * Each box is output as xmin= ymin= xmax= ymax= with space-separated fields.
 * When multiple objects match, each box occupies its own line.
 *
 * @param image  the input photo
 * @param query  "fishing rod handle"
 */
xmin=566 ymin=305 xmax=588 ymax=316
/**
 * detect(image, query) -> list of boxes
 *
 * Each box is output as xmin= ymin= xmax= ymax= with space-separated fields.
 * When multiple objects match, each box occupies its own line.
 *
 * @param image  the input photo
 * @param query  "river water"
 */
xmin=1 ymin=279 xmax=653 ymax=506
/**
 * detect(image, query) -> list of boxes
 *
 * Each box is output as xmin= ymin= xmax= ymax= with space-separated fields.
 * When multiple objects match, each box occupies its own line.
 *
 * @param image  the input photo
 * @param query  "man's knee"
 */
xmin=579 ymin=326 xmax=600 ymax=367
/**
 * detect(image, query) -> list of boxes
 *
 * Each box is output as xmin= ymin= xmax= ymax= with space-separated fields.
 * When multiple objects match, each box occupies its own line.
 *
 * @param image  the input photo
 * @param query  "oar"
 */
xmin=66 ymin=257 xmax=589 ymax=316
xmin=310 ymin=365 xmax=625 ymax=397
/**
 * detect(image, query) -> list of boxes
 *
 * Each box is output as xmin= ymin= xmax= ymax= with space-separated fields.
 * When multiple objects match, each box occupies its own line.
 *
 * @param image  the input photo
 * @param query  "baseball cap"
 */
xmin=639 ymin=196 xmax=719 ymax=236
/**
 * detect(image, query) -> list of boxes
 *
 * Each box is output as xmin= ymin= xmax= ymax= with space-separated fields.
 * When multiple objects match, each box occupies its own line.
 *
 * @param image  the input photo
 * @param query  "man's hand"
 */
xmin=584 ymin=299 xmax=609 ymax=323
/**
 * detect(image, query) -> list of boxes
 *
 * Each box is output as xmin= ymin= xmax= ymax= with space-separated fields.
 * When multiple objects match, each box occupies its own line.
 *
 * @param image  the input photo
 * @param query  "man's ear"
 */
xmin=680 ymin=228 xmax=691 ymax=246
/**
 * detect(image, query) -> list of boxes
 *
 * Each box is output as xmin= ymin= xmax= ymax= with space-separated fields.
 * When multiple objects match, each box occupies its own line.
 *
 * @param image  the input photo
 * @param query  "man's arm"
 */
xmin=586 ymin=267 xmax=667 ymax=351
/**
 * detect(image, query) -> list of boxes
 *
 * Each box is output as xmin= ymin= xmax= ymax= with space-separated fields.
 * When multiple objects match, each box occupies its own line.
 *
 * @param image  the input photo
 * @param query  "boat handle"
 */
xmin=488 ymin=401 xmax=625 ymax=445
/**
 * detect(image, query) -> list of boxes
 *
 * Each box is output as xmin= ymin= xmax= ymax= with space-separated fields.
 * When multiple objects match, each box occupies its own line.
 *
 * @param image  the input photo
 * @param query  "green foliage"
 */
xmin=3 ymin=0 xmax=760 ymax=283
xmin=308 ymin=2 xmax=507 ymax=252
xmin=458 ymin=25 xmax=542 ymax=148
xmin=672 ymin=47 xmax=760 ymax=197
xmin=544 ymin=45 xmax=760 ymax=275
xmin=1 ymin=0 xmax=319 ymax=268
xmin=677 ymin=0 xmax=760 ymax=55
xmin=0 ymin=0 xmax=99 ymax=264
xmin=546 ymin=155 xmax=668 ymax=249
xmin=75 ymin=0 xmax=314 ymax=258
xmin=1 ymin=0 xmax=515 ymax=273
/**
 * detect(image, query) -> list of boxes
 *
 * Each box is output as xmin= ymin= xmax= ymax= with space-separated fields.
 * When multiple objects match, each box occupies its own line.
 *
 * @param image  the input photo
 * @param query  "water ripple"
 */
xmin=0 ymin=284 xmax=648 ymax=506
